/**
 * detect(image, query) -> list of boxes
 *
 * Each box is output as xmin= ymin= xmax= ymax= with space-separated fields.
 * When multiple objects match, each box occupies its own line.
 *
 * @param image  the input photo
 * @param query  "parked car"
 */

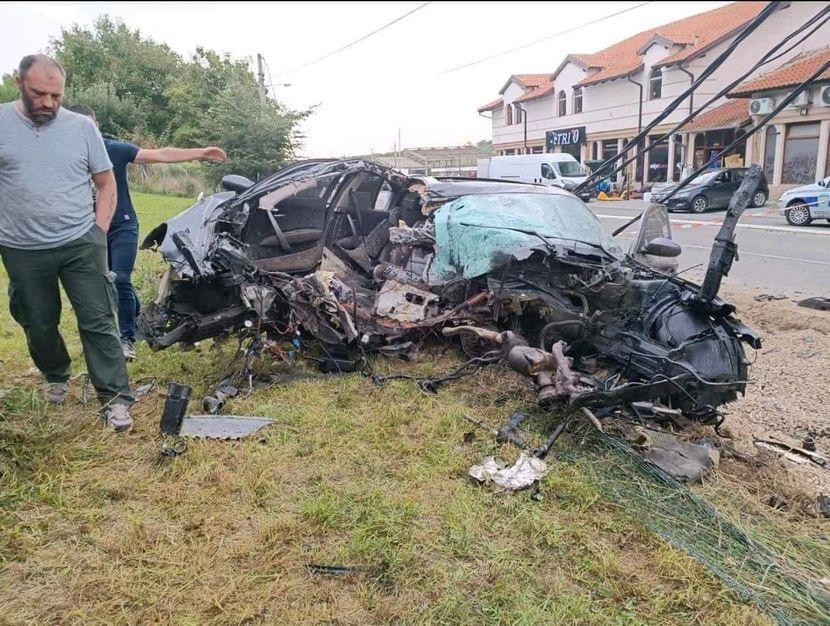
xmin=477 ymin=153 xmax=592 ymax=202
xmin=651 ymin=167 xmax=769 ymax=213
xmin=777 ymin=175 xmax=830 ymax=226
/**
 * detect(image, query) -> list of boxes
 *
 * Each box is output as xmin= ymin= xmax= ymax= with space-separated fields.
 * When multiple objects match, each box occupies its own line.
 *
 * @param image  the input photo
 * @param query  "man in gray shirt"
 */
xmin=0 ymin=54 xmax=134 ymax=432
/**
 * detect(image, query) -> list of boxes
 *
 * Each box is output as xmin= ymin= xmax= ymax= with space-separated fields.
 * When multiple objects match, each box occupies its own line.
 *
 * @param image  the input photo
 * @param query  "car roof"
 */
xmin=421 ymin=177 xmax=574 ymax=199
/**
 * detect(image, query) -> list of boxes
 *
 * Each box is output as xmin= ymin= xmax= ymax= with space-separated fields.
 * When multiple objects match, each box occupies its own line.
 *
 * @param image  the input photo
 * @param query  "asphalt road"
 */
xmin=589 ymin=200 xmax=830 ymax=297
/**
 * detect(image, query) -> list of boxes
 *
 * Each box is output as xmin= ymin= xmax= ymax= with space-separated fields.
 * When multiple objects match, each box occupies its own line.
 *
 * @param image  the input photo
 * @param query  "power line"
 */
xmin=274 ymin=2 xmax=431 ymax=77
xmin=437 ymin=1 xmax=653 ymax=77
xmin=575 ymin=1 xmax=826 ymax=197
xmin=572 ymin=0 xmax=782 ymax=195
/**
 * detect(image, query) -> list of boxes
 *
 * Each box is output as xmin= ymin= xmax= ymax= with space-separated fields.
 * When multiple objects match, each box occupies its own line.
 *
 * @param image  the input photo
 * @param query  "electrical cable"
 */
xmin=576 ymin=3 xmax=830 ymax=196
xmin=275 ymin=2 xmax=431 ymax=76
xmin=437 ymin=2 xmax=653 ymax=76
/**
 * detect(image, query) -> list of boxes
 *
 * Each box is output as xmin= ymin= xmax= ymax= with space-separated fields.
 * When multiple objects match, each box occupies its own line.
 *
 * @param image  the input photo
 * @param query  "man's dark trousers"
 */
xmin=107 ymin=225 xmax=140 ymax=342
xmin=0 ymin=224 xmax=134 ymax=406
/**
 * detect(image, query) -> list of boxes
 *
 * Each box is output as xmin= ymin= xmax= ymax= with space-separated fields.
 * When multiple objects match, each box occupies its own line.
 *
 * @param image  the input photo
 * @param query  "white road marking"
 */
xmin=594 ymin=213 xmax=830 ymax=236
xmin=677 ymin=243 xmax=830 ymax=267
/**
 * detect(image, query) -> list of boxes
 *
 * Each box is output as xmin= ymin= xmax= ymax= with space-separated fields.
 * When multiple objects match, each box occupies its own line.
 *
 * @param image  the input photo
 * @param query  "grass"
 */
xmin=0 ymin=192 xmax=825 ymax=624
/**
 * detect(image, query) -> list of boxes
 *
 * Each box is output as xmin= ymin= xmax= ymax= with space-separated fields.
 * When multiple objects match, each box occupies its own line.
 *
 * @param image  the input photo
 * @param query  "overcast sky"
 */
xmin=2 ymin=1 xmax=730 ymax=156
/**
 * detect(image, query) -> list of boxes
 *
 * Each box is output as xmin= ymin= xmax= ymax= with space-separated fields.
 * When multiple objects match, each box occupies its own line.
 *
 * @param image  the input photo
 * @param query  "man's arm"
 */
xmin=135 ymin=146 xmax=227 ymax=164
xmin=92 ymin=170 xmax=117 ymax=232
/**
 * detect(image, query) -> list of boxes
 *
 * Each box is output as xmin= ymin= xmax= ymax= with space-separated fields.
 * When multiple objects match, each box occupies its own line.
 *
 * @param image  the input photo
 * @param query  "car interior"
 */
xmin=243 ymin=171 xmax=424 ymax=275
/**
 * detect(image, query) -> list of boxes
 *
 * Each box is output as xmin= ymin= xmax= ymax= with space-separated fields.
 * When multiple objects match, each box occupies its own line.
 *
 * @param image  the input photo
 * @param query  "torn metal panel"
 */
xmin=373 ymin=280 xmax=439 ymax=323
xmin=179 ymin=415 xmax=272 ymax=439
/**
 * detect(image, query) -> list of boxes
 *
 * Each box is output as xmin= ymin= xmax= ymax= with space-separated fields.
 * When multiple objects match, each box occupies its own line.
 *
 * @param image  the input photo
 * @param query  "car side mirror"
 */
xmin=642 ymin=237 xmax=682 ymax=257
xmin=819 ymin=179 xmax=827 ymax=187
xmin=221 ymin=175 xmax=255 ymax=193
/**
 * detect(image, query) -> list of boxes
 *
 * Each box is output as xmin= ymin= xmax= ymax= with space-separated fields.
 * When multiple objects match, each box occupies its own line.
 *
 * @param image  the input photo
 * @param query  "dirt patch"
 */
xmin=717 ymin=285 xmax=830 ymax=499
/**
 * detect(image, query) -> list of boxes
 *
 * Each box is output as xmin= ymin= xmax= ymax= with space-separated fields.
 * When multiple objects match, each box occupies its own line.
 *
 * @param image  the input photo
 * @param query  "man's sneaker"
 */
xmin=102 ymin=404 xmax=134 ymax=433
xmin=44 ymin=381 xmax=70 ymax=403
xmin=122 ymin=340 xmax=137 ymax=361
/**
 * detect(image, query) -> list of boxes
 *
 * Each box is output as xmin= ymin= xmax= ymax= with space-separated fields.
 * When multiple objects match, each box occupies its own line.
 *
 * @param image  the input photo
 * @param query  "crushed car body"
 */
xmin=139 ymin=159 xmax=762 ymax=425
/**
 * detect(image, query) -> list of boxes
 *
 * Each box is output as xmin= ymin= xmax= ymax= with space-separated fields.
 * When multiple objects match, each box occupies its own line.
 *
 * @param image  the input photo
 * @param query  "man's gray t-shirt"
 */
xmin=0 ymin=103 xmax=113 ymax=250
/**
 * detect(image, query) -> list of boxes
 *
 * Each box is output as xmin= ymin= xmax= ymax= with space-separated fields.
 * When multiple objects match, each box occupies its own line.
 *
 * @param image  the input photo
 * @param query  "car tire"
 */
xmin=690 ymin=195 xmax=708 ymax=214
xmin=751 ymin=191 xmax=767 ymax=207
xmin=785 ymin=203 xmax=812 ymax=226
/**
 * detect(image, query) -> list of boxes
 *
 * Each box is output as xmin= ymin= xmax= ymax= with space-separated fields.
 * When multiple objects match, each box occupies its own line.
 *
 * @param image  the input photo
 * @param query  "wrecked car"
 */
xmin=139 ymin=159 xmax=762 ymax=425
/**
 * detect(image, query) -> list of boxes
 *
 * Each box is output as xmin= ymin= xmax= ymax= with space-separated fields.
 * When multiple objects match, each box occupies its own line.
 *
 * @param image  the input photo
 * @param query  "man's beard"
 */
xmin=21 ymin=90 xmax=58 ymax=125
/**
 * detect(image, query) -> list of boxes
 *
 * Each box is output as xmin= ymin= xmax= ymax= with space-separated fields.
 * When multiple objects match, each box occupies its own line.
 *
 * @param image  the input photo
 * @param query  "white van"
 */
xmin=478 ymin=153 xmax=592 ymax=201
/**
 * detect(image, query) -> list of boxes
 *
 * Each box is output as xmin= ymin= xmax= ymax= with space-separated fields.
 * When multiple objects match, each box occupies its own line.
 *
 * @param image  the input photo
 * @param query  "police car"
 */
xmin=777 ymin=175 xmax=830 ymax=226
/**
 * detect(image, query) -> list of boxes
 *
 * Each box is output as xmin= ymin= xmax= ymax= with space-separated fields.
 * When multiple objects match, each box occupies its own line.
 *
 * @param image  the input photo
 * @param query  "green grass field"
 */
xmin=0 ymin=193 xmax=826 ymax=624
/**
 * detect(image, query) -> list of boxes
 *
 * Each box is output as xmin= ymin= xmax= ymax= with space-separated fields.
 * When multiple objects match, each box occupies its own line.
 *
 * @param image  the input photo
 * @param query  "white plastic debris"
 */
xmin=468 ymin=453 xmax=550 ymax=491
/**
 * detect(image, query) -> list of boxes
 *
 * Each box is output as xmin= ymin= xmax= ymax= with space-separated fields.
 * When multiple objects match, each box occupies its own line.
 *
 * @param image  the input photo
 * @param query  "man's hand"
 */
xmin=200 ymin=147 xmax=228 ymax=162
xmin=91 ymin=169 xmax=117 ymax=232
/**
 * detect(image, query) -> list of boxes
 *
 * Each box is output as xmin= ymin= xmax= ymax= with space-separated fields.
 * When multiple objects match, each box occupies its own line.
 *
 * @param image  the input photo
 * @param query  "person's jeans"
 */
xmin=107 ymin=225 xmax=140 ymax=342
xmin=0 ymin=225 xmax=134 ymax=406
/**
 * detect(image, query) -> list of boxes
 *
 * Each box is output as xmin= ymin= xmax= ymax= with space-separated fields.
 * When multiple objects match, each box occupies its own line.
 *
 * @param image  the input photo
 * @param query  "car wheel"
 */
xmin=751 ymin=191 xmax=767 ymax=207
xmin=691 ymin=195 xmax=708 ymax=213
xmin=785 ymin=203 xmax=812 ymax=226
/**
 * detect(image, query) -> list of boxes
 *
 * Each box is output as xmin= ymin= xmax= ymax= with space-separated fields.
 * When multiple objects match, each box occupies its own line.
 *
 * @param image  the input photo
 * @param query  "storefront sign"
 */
xmin=546 ymin=126 xmax=586 ymax=148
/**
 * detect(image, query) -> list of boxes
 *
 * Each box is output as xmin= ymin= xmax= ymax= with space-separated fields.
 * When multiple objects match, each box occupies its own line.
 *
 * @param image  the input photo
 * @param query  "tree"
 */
xmin=62 ymin=82 xmax=141 ymax=137
xmin=0 ymin=74 xmax=16 ymax=104
xmin=197 ymin=76 xmax=311 ymax=182
xmin=52 ymin=15 xmax=181 ymax=137
xmin=164 ymin=48 xmax=256 ymax=147
xmin=476 ymin=139 xmax=493 ymax=153
xmin=39 ymin=14 xmax=312 ymax=183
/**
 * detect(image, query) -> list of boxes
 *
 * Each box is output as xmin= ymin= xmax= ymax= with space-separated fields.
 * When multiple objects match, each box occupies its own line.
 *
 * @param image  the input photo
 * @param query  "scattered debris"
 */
xmin=134 ymin=380 xmax=157 ymax=400
xmin=159 ymin=383 xmax=191 ymax=457
xmin=754 ymin=438 xmax=829 ymax=469
xmin=798 ymin=297 xmax=830 ymax=312
xmin=306 ymin=564 xmax=363 ymax=576
xmin=160 ymin=383 xmax=191 ymax=436
xmin=495 ymin=412 xmax=528 ymax=449
xmin=178 ymin=415 xmax=272 ymax=440
xmin=629 ymin=428 xmax=720 ymax=484
xmin=798 ymin=350 xmax=821 ymax=359
xmin=754 ymin=293 xmax=788 ymax=302
xmin=203 ymin=379 xmax=239 ymax=414
xmin=468 ymin=453 xmax=550 ymax=491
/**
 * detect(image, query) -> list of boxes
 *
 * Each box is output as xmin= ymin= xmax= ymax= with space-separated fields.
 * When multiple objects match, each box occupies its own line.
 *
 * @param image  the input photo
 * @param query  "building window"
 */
xmin=505 ymin=105 xmax=512 ymax=126
xmin=531 ymin=146 xmax=544 ymax=154
xmin=558 ymin=90 xmax=567 ymax=116
xmin=827 ymin=129 xmax=830 ymax=177
xmin=647 ymin=135 xmax=669 ymax=182
xmin=673 ymin=136 xmax=684 ymax=179
xmin=649 ymin=67 xmax=662 ymax=100
xmin=504 ymin=149 xmax=515 ymax=155
xmin=573 ymin=87 xmax=583 ymax=114
xmin=601 ymin=139 xmax=618 ymax=162
xmin=782 ymin=122 xmax=820 ymax=184
xmin=514 ymin=105 xmax=523 ymax=125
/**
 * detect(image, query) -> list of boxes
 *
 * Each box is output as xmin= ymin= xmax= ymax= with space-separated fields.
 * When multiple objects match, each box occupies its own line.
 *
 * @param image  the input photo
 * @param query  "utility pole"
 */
xmin=257 ymin=53 xmax=267 ymax=105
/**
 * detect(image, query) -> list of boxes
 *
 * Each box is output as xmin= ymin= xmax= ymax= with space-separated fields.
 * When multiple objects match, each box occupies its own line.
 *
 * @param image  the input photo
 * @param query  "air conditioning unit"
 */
xmin=749 ymin=97 xmax=773 ymax=115
xmin=821 ymin=86 xmax=830 ymax=107
xmin=788 ymin=90 xmax=811 ymax=108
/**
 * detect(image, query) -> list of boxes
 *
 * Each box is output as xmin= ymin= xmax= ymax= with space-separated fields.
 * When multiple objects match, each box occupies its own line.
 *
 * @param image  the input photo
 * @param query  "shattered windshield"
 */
xmin=433 ymin=192 xmax=621 ymax=278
